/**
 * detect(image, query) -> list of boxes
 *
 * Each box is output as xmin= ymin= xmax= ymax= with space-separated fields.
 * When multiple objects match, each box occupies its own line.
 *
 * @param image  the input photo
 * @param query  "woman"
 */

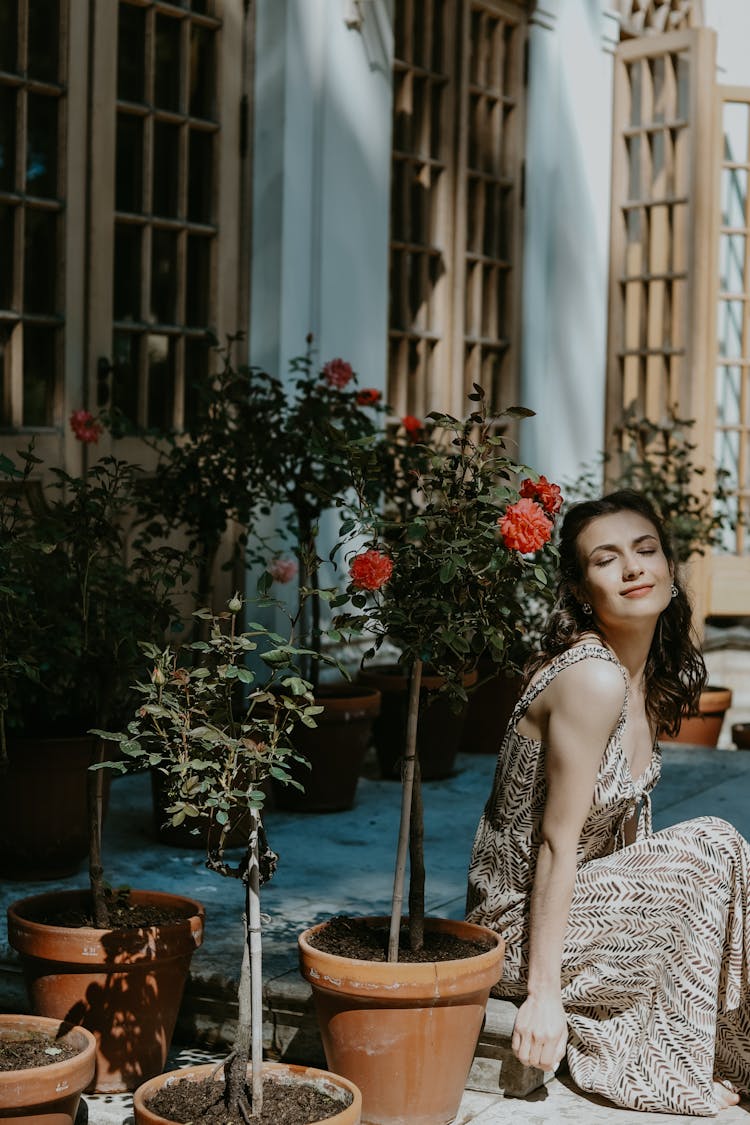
xmin=466 ymin=490 xmax=750 ymax=1115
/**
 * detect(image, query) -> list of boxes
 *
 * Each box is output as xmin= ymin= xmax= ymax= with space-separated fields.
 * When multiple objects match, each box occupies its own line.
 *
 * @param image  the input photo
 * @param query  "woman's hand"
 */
xmin=511 ymin=991 xmax=568 ymax=1072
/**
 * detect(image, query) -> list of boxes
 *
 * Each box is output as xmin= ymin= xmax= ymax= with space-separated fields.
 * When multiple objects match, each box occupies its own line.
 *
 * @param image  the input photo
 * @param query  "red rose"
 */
xmin=401 ymin=415 xmax=422 ymax=441
xmin=498 ymin=498 xmax=553 ymax=553
xmin=349 ymin=549 xmax=393 ymax=591
xmin=322 ymin=358 xmax=354 ymax=389
xmin=356 ymin=388 xmax=382 ymax=407
xmin=520 ymin=475 xmax=563 ymax=515
xmin=69 ymin=409 xmax=103 ymax=444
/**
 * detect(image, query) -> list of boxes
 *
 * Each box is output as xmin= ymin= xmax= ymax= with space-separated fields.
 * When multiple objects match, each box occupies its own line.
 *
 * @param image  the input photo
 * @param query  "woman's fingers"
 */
xmin=512 ymin=1028 xmax=567 ymax=1071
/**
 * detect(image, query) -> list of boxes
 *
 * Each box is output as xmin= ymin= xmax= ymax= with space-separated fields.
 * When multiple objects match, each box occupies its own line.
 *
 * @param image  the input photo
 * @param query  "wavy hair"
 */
xmin=525 ymin=489 xmax=706 ymax=736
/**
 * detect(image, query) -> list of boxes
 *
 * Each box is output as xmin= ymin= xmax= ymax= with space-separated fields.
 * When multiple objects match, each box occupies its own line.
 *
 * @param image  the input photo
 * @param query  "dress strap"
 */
xmin=514 ymin=643 xmax=629 ymax=719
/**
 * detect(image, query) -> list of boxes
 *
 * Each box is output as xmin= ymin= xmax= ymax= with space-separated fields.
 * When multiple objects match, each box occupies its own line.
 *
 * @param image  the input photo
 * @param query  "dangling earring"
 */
xmin=581 ymin=602 xmax=592 ymax=615
xmin=671 ymin=583 xmax=678 ymax=598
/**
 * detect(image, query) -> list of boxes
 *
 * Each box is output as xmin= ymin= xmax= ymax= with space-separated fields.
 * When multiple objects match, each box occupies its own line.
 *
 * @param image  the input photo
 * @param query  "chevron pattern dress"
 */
xmin=466 ymin=643 xmax=750 ymax=1116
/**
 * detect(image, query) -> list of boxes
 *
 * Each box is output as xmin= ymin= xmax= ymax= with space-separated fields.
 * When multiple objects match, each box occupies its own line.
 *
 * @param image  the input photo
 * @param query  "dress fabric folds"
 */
xmin=466 ymin=643 xmax=750 ymax=1116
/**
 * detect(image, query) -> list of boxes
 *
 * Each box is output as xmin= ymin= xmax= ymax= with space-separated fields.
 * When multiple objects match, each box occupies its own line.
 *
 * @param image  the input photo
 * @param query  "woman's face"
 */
xmin=575 ymin=509 xmax=673 ymax=632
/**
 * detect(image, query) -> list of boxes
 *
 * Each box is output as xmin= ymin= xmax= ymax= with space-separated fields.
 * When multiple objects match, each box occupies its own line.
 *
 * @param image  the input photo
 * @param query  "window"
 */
xmin=388 ymin=0 xmax=527 ymax=417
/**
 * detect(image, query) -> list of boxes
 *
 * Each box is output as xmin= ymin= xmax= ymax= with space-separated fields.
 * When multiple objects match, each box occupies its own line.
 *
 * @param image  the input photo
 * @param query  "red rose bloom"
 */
xmin=498 ymin=498 xmax=553 ymax=553
xmin=401 ymin=415 xmax=422 ymax=441
xmin=69 ymin=409 xmax=103 ymax=444
xmin=520 ymin=475 xmax=563 ymax=515
xmin=322 ymin=358 xmax=354 ymax=389
xmin=349 ymin=549 xmax=393 ymax=591
xmin=356 ymin=388 xmax=382 ymax=407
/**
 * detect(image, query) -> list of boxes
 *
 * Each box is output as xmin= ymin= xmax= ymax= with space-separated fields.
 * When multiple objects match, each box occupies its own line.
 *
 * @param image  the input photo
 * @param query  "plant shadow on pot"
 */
xmin=272 ymin=684 xmax=381 ymax=813
xmin=358 ymin=666 xmax=477 ymax=780
xmin=6 ymin=889 xmax=204 ymax=1093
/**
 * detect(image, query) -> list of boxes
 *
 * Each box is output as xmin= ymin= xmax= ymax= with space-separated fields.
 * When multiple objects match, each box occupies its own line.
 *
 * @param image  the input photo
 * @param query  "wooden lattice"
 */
xmin=613 ymin=0 xmax=703 ymax=39
xmin=388 ymin=0 xmax=526 ymax=418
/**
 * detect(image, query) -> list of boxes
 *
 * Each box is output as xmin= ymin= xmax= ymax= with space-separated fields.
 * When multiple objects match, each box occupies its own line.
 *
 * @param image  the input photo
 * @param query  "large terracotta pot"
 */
xmin=660 ymin=686 xmax=733 ymax=748
xmin=298 ymin=916 xmax=504 ymax=1125
xmin=133 ymin=1059 xmax=362 ymax=1124
xmin=273 ymin=684 xmax=381 ymax=813
xmin=6 ymin=889 xmax=204 ymax=1094
xmin=358 ymin=667 xmax=478 ymax=780
xmin=0 ymin=736 xmax=106 ymax=880
xmin=0 ymin=1014 xmax=96 ymax=1124
xmin=460 ymin=664 xmax=523 ymax=755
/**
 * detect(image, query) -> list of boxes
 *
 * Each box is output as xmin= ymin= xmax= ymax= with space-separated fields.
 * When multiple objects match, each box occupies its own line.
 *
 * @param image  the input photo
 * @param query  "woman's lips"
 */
xmin=621 ymin=585 xmax=653 ymax=598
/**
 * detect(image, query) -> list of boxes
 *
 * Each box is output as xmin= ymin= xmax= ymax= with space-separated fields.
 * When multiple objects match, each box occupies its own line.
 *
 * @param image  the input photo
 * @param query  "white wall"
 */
xmin=249 ymin=0 xmax=393 ymax=392
xmin=703 ymin=0 xmax=750 ymax=85
xmin=519 ymin=0 xmax=620 ymax=491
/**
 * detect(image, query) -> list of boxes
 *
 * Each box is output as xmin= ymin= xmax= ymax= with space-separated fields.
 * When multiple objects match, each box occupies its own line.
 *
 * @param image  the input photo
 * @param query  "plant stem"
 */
xmin=88 ymin=740 xmax=109 ymax=929
xmin=388 ymin=657 xmax=422 ymax=962
xmin=225 ymin=820 xmax=258 ymax=1117
xmin=408 ymin=752 xmax=425 ymax=952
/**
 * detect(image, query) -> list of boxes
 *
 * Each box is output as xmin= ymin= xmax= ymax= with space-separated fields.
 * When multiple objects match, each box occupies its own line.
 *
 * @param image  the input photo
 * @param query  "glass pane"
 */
xmin=676 ymin=52 xmax=690 ymax=120
xmin=152 ymin=121 xmax=180 ymax=217
xmin=721 ymin=167 xmax=748 ymax=229
xmin=26 ymin=92 xmax=58 ymax=198
xmin=186 ymin=234 xmax=210 ymax=325
xmin=28 ymin=0 xmax=59 ymax=82
xmin=717 ymin=299 xmax=745 ymax=359
xmin=115 ymin=113 xmax=143 ymax=212
xmin=0 ymin=327 xmax=7 ymax=424
xmin=189 ymin=24 xmax=215 ymax=119
xmin=191 ymin=0 xmax=209 ymax=14
xmin=0 ymin=202 xmax=13 ymax=307
xmin=112 ymin=329 xmax=139 ymax=421
xmin=118 ymin=3 xmax=146 ymax=103
xmin=0 ymin=85 xmax=16 ymax=191
xmin=23 ymin=323 xmax=56 ymax=426
xmin=151 ymin=228 xmax=177 ymax=323
xmin=24 ymin=208 xmax=57 ymax=313
xmin=719 ymin=233 xmax=747 ymax=295
xmin=724 ymin=102 xmax=750 ymax=165
xmin=187 ymin=129 xmax=213 ymax=222
xmin=184 ymin=334 xmax=210 ymax=424
xmin=716 ymin=364 xmax=742 ymax=428
xmin=147 ymin=332 xmax=174 ymax=428
xmin=154 ymin=14 xmax=181 ymax=112
xmin=113 ymin=223 xmax=142 ymax=320
xmin=0 ymin=1 xmax=17 ymax=72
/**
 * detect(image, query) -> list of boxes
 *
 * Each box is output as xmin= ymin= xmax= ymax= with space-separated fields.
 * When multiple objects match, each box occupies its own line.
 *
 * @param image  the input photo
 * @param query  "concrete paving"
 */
xmin=3 ymin=742 xmax=750 ymax=1122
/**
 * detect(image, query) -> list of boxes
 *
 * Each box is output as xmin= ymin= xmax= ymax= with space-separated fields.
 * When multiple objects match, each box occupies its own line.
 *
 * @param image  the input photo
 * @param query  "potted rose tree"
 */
xmin=298 ymin=385 xmax=563 ymax=1125
xmin=97 ymin=598 xmax=361 ymax=1124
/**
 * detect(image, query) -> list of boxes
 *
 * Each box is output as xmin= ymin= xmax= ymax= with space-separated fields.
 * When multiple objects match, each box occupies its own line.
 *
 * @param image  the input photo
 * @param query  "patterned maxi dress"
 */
xmin=466 ymin=643 xmax=750 ymax=1117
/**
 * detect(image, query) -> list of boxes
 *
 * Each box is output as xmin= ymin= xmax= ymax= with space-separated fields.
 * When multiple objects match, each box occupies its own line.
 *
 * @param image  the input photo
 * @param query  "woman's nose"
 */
xmin=622 ymin=556 xmax=644 ymax=579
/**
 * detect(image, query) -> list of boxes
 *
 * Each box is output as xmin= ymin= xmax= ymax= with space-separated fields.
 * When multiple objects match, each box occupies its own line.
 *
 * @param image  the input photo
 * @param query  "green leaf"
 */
xmin=439 ymin=558 xmax=457 ymax=583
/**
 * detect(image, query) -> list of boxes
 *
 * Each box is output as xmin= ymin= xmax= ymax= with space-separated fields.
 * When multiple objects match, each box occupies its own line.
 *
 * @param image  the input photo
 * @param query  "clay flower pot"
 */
xmin=6 ymin=889 xmax=204 ymax=1094
xmin=0 ymin=1013 xmax=96 ymax=1124
xmin=298 ymin=916 xmax=504 ymax=1125
xmin=660 ymin=686 xmax=733 ymax=748
xmin=132 ymin=1059 xmax=362 ymax=1124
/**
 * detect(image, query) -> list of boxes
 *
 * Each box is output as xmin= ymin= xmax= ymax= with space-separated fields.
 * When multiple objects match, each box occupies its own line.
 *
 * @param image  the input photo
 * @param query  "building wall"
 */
xmin=249 ymin=0 xmax=393 ymax=393
xmin=519 ymin=0 xmax=620 ymax=489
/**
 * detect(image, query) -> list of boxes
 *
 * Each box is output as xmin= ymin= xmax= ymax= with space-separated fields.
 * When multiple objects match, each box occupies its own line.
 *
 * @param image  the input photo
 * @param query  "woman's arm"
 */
xmin=512 ymin=658 xmax=626 ymax=1071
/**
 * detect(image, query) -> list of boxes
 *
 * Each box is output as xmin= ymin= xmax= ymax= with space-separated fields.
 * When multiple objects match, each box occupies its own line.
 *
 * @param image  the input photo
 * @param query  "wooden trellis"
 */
xmin=388 ymin=0 xmax=526 ymax=418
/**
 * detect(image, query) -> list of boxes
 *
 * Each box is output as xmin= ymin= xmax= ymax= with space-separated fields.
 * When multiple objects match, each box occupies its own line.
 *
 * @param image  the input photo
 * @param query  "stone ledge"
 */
xmin=1 ymin=958 xmax=546 ymax=1099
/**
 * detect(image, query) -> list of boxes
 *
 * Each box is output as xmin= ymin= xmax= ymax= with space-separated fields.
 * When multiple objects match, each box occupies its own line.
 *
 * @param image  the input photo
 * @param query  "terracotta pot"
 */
xmin=358 ymin=667 xmax=478 ymax=780
xmin=273 ymin=685 xmax=381 ymax=813
xmin=6 ymin=889 xmax=205 ymax=1094
xmin=0 ymin=1013 xmax=96 ymax=1124
xmin=661 ymin=686 xmax=733 ymax=748
xmin=460 ymin=664 xmax=523 ymax=755
xmin=298 ymin=916 xmax=504 ymax=1125
xmin=132 ymin=1059 xmax=362 ymax=1124
xmin=0 ymin=736 xmax=108 ymax=880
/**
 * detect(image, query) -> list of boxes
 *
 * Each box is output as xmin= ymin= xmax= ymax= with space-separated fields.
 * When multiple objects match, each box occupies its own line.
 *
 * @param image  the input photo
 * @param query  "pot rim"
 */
xmin=0 ymin=1014 xmax=96 ymax=1089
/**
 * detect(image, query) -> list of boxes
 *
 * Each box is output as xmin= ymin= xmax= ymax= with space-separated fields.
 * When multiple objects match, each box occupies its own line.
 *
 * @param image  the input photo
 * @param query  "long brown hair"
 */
xmin=525 ymin=489 xmax=706 ymax=736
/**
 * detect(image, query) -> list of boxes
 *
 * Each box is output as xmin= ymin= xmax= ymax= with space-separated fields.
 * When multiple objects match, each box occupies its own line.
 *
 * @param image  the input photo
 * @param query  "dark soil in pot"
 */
xmin=306 ymin=915 xmax=494 ymax=962
xmin=29 ymin=892 xmax=192 ymax=929
xmin=145 ymin=1074 xmax=353 ymax=1124
xmin=0 ymin=1028 xmax=81 ymax=1070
